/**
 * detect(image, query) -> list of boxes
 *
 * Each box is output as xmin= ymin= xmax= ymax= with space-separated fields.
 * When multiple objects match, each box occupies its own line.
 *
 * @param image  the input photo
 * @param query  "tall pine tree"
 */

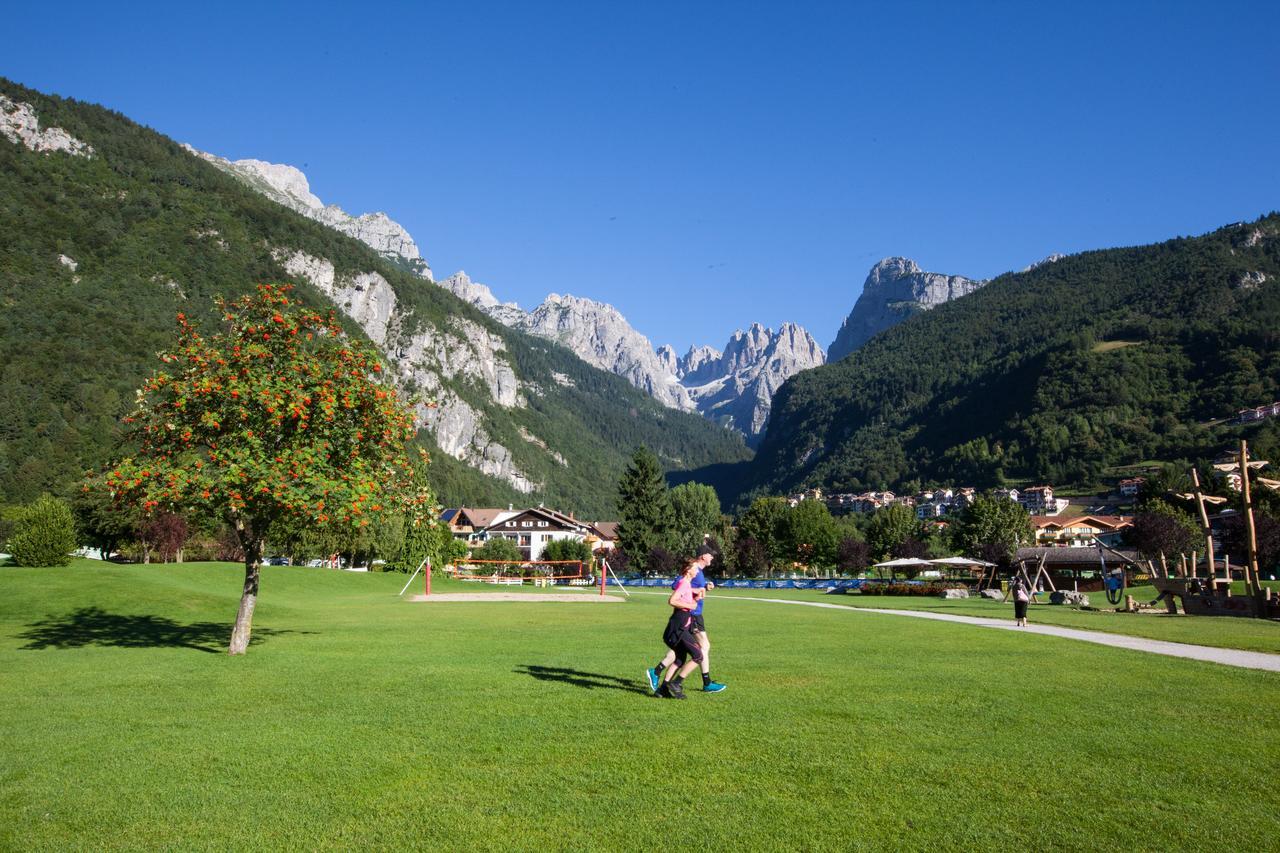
xmin=617 ymin=446 xmax=674 ymax=563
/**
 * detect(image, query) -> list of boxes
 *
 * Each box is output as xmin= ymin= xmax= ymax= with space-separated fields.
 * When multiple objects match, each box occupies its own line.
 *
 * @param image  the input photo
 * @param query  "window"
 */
xmin=538 ymin=521 xmax=548 ymax=527
xmin=522 ymin=521 xmax=533 ymax=527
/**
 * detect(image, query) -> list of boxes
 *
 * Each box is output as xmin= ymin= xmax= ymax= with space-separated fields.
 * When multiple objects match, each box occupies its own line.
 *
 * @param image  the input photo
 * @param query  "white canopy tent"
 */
xmin=871 ymin=557 xmax=933 ymax=579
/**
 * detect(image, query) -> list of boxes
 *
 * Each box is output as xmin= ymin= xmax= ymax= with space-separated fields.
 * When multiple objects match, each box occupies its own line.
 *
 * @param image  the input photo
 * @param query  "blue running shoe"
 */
xmin=646 ymin=667 xmax=660 ymax=693
xmin=703 ymin=681 xmax=727 ymax=693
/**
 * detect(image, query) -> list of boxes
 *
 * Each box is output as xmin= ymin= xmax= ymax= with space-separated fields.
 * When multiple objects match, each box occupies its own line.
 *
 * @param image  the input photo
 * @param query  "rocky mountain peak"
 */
xmin=186 ymin=147 xmax=430 ymax=275
xmin=675 ymin=322 xmax=825 ymax=445
xmin=827 ymin=257 xmax=986 ymax=362
xmin=677 ymin=345 xmax=723 ymax=383
xmin=1022 ymin=253 xmax=1066 ymax=272
xmin=520 ymin=294 xmax=694 ymax=412
xmin=867 ymin=256 xmax=922 ymax=283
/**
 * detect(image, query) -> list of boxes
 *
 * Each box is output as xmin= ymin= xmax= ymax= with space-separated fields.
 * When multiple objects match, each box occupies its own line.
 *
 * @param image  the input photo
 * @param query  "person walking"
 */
xmin=646 ymin=545 xmax=727 ymax=694
xmin=1011 ymin=575 xmax=1030 ymax=627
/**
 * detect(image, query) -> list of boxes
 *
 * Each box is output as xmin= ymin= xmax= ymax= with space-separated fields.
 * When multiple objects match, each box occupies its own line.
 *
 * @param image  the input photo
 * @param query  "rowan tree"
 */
xmin=91 ymin=285 xmax=434 ymax=654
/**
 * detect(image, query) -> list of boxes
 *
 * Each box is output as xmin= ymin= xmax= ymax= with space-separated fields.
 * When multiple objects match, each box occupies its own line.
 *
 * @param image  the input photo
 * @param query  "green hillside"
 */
xmin=0 ymin=78 xmax=750 ymax=517
xmin=735 ymin=215 xmax=1280 ymax=502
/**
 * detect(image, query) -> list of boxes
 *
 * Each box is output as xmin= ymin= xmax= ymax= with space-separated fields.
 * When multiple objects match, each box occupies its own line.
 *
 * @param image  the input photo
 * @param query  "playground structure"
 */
xmin=1141 ymin=441 xmax=1278 ymax=619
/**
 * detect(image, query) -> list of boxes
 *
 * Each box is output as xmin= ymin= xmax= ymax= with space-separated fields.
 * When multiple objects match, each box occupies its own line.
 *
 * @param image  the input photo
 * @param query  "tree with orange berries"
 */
xmin=93 ymin=285 xmax=434 ymax=654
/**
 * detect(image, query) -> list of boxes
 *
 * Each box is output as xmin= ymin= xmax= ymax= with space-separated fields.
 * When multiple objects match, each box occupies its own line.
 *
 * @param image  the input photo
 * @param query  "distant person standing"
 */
xmin=646 ymin=545 xmax=727 ymax=694
xmin=1011 ymin=575 xmax=1030 ymax=627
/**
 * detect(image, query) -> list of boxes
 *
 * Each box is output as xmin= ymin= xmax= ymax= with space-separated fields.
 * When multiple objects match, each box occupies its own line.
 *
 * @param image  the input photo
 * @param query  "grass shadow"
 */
xmin=515 ymin=664 xmax=650 ymax=695
xmin=17 ymin=606 xmax=305 ymax=653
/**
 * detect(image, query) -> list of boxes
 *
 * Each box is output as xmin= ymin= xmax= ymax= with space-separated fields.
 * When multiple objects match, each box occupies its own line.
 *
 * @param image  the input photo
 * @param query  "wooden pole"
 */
xmin=1159 ymin=551 xmax=1170 ymax=578
xmin=1190 ymin=468 xmax=1216 ymax=580
xmin=1240 ymin=440 xmax=1263 ymax=597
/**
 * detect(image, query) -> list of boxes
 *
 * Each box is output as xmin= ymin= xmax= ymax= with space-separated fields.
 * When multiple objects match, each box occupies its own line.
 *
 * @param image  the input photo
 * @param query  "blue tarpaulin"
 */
xmin=620 ymin=577 xmax=865 ymax=590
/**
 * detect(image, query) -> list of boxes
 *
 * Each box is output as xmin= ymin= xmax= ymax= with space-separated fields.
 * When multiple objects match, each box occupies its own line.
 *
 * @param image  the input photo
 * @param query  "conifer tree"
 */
xmin=616 ymin=446 xmax=674 ymax=564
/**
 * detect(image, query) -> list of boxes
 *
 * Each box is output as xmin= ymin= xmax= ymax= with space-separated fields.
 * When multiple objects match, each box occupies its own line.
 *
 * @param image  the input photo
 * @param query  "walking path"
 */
xmin=719 ymin=595 xmax=1280 ymax=672
xmin=614 ymin=589 xmax=1280 ymax=671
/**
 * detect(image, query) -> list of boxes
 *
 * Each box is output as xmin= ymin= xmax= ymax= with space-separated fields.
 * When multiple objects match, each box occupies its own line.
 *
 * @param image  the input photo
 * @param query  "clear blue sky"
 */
xmin=6 ymin=1 xmax=1278 ymax=354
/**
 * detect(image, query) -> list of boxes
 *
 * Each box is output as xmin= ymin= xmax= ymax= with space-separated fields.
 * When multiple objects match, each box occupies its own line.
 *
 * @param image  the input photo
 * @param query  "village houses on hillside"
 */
xmin=791 ymin=484 xmax=1070 ymax=520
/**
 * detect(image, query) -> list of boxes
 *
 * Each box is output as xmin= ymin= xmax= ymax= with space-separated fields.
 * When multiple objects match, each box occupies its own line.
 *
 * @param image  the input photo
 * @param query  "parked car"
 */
xmin=267 ymin=557 xmax=290 ymax=566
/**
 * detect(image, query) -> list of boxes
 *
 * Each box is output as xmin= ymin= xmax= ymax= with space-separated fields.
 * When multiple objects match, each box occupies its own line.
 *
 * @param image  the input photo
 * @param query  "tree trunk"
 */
xmin=228 ymin=527 xmax=263 ymax=655
xmin=228 ymin=558 xmax=261 ymax=655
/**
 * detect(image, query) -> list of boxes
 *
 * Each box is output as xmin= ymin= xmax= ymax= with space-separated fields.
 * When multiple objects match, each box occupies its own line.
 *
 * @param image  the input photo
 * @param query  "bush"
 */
xmin=471 ymin=537 xmax=523 ymax=573
xmin=8 ymin=495 xmax=78 ymax=567
xmin=858 ymin=582 xmax=966 ymax=597
xmin=542 ymin=538 xmax=592 ymax=565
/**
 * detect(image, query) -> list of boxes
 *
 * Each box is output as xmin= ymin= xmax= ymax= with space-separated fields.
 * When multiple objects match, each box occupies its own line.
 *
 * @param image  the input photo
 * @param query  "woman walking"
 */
xmin=1011 ymin=575 xmax=1030 ymax=627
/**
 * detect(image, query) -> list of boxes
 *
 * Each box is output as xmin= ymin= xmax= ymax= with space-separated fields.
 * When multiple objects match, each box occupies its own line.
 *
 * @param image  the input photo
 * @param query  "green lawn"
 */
xmin=714 ymin=584 xmax=1280 ymax=654
xmin=2 ymin=560 xmax=1278 ymax=851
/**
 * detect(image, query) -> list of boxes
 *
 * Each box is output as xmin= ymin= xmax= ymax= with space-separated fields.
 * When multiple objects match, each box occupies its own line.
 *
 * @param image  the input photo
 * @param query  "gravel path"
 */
xmin=722 ymin=595 xmax=1280 ymax=672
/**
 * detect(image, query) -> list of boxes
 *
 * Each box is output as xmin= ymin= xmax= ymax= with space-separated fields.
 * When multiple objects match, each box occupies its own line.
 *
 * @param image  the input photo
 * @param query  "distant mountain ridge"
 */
xmin=662 ymin=323 xmax=826 ymax=444
xmin=193 ymin=149 xmax=823 ymax=440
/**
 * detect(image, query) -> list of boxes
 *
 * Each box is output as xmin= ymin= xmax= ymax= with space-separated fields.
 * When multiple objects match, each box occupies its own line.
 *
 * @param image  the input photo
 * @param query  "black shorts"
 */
xmin=1014 ymin=600 xmax=1028 ymax=619
xmin=663 ymin=611 xmax=702 ymax=665
xmin=691 ymin=613 xmax=706 ymax=633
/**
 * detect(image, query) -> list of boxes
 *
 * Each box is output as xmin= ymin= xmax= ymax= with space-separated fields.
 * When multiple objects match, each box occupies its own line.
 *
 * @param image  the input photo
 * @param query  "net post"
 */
xmin=597 ymin=561 xmax=604 ymax=597
xmin=425 ymin=557 xmax=431 ymax=597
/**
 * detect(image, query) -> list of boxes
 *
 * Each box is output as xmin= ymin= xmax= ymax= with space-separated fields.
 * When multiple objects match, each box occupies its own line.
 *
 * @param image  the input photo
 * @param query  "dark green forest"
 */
xmin=0 ymin=78 xmax=749 ymax=519
xmin=727 ymin=214 xmax=1280 ymax=505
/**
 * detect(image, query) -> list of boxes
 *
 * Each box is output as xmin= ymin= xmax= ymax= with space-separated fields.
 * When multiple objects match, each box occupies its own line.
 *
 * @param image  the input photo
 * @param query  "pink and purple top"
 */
xmin=670 ymin=576 xmax=698 ymax=610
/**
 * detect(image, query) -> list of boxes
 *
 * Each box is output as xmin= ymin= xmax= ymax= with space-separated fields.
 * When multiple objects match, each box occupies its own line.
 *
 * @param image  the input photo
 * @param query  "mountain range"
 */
xmin=9 ymin=76 xmax=1269 ymax=520
xmin=191 ymin=150 xmax=1010 ymax=447
xmin=0 ymin=79 xmax=749 ymax=517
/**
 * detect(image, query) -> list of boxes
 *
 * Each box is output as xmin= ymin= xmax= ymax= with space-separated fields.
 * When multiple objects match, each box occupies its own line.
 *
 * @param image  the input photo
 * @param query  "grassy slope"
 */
xmin=2 ymin=561 xmax=1278 ymax=851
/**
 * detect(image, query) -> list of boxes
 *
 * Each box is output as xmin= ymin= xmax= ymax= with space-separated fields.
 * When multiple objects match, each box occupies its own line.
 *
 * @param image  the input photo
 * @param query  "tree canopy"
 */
xmin=950 ymin=496 xmax=1033 ymax=565
xmin=616 ymin=446 xmax=674 ymax=565
xmin=93 ymin=285 xmax=433 ymax=653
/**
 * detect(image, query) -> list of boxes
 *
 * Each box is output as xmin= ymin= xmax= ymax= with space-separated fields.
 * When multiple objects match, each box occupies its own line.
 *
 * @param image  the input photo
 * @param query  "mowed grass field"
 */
xmin=2 ymin=562 xmax=1279 ymax=851
xmin=716 ymin=584 xmax=1280 ymax=654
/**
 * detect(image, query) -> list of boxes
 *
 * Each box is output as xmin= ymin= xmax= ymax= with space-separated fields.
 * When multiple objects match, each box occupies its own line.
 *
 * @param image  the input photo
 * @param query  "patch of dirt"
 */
xmin=407 ymin=593 xmax=623 ymax=603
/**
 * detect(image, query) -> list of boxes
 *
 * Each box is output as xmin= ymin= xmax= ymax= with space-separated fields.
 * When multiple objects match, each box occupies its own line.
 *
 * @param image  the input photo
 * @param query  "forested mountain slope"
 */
xmin=738 ymin=215 xmax=1280 ymax=500
xmin=0 ymin=79 xmax=750 ymax=517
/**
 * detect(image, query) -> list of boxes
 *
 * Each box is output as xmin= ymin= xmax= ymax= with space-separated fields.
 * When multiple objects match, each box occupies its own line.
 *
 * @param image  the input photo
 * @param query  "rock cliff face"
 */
xmin=438 ymin=267 xmax=825 ymax=441
xmin=191 ymin=147 xmax=812 ymax=442
xmin=438 ymin=276 xmax=696 ymax=412
xmin=437 ymin=271 xmax=528 ymax=327
xmin=187 ymin=148 xmax=432 ymax=280
xmin=272 ymin=248 xmax=536 ymax=493
xmin=674 ymin=323 xmax=825 ymax=444
xmin=1 ymin=94 xmax=94 ymax=157
xmin=520 ymin=294 xmax=695 ymax=411
xmin=827 ymin=258 xmax=985 ymax=362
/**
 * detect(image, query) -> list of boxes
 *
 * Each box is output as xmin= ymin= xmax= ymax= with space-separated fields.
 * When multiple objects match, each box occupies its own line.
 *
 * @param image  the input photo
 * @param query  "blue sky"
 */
xmin=5 ymin=1 xmax=1278 ymax=354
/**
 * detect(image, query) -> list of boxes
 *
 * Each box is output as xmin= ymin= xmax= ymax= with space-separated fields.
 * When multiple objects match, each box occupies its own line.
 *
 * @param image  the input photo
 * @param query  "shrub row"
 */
xmin=858 ymin=582 xmax=966 ymax=597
